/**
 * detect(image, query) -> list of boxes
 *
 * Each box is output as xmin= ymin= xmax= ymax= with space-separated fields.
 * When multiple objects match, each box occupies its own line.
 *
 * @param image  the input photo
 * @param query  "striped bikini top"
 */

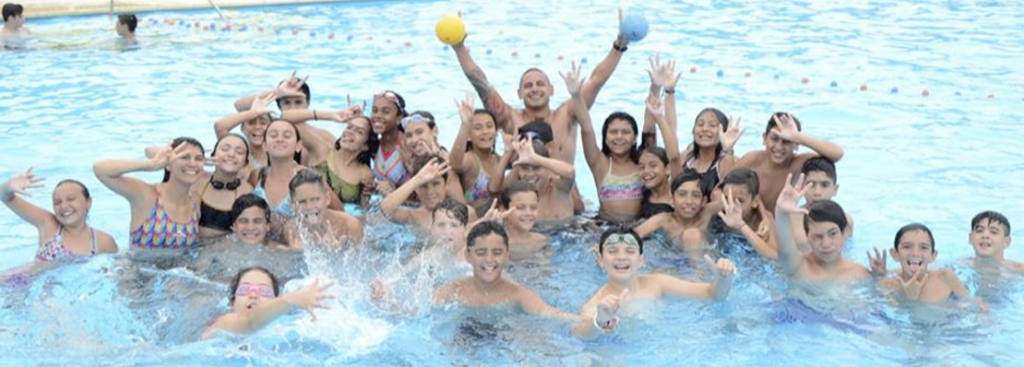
xmin=129 ymin=196 xmax=200 ymax=250
xmin=36 ymin=226 xmax=98 ymax=263
xmin=373 ymin=145 xmax=408 ymax=186
xmin=597 ymin=161 xmax=644 ymax=202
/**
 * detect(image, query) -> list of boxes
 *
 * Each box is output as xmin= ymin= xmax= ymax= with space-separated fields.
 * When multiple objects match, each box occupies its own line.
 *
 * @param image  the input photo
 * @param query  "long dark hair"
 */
xmin=600 ymin=112 xmax=640 ymax=163
xmin=690 ymin=108 xmax=729 ymax=161
xmin=265 ymin=119 xmax=302 ymax=165
xmin=334 ymin=116 xmax=379 ymax=167
xmin=161 ymin=137 xmax=205 ymax=183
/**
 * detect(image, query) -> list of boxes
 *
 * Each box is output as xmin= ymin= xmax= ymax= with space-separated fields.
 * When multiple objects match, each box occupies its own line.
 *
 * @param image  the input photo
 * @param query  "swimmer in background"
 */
xmin=958 ymin=211 xmax=1023 ymax=273
xmin=372 ymin=221 xmax=579 ymax=321
xmin=1 ymin=3 xmax=30 ymax=49
xmin=201 ymin=267 xmax=334 ymax=340
xmin=284 ymin=169 xmax=363 ymax=249
xmin=488 ymin=137 xmax=576 ymax=225
xmin=714 ymin=168 xmax=778 ymax=259
xmin=1 ymin=168 xmax=117 ymax=266
xmin=870 ymin=224 xmax=984 ymax=312
xmin=572 ymin=226 xmax=735 ymax=338
xmin=774 ymin=174 xmax=869 ymax=283
xmin=115 ymin=13 xmax=137 ymax=48
xmin=94 ymin=138 xmax=204 ymax=251
xmin=723 ymin=113 xmax=845 ymax=214
xmin=791 ymin=157 xmax=853 ymax=251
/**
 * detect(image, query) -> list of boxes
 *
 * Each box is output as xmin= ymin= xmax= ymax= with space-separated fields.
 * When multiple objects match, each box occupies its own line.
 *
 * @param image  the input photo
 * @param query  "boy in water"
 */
xmin=875 ymin=224 xmax=972 ymax=305
xmin=1 ymin=3 xmax=30 ymax=48
xmin=775 ymin=174 xmax=869 ymax=282
xmin=115 ymin=13 xmax=138 ymax=47
xmin=381 ymin=154 xmax=476 ymax=229
xmin=963 ymin=211 xmax=1022 ymax=272
xmin=791 ymin=157 xmax=853 ymax=249
xmin=498 ymin=180 xmax=549 ymax=261
xmin=489 ymin=138 xmax=576 ymax=225
xmin=715 ymin=168 xmax=778 ymax=259
xmin=726 ymin=113 xmax=844 ymax=214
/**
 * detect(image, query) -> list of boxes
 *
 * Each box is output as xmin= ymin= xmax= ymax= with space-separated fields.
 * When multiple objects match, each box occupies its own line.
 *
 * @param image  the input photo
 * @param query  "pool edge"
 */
xmin=23 ymin=0 xmax=364 ymax=18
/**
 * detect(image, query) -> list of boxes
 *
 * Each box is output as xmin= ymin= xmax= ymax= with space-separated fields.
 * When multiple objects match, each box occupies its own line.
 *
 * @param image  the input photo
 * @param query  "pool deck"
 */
xmin=23 ymin=0 xmax=354 ymax=18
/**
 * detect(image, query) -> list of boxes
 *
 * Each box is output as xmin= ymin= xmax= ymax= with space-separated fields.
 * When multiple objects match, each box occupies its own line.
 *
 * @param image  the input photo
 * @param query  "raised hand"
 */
xmin=455 ymin=93 xmax=476 ymax=124
xmin=345 ymin=94 xmax=367 ymax=117
xmin=595 ymin=288 xmax=628 ymax=331
xmin=414 ymin=158 xmax=451 ymax=184
xmin=720 ymin=116 xmax=744 ymax=153
xmin=287 ymin=278 xmax=336 ymax=321
xmin=867 ymin=248 xmax=888 ymax=276
xmin=3 ymin=167 xmax=46 ymax=198
xmin=776 ymin=174 xmax=810 ymax=215
xmin=512 ymin=137 xmax=538 ymax=166
xmin=276 ymin=71 xmax=309 ymax=98
xmin=614 ymin=7 xmax=629 ymax=47
xmin=250 ymin=92 xmax=276 ymax=115
xmin=645 ymin=93 xmax=664 ymax=120
xmin=771 ymin=113 xmax=801 ymax=142
xmin=147 ymin=143 xmax=191 ymax=171
xmin=704 ymin=254 xmax=737 ymax=279
xmin=897 ymin=268 xmax=929 ymax=300
xmin=717 ymin=187 xmax=746 ymax=230
xmin=559 ymin=61 xmax=586 ymax=98
xmin=478 ymin=199 xmax=512 ymax=224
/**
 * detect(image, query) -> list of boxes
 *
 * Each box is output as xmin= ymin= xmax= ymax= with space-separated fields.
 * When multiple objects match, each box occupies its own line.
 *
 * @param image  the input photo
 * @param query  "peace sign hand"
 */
xmin=276 ymin=71 xmax=309 ymax=98
xmin=897 ymin=268 xmax=929 ymax=300
xmin=720 ymin=116 xmax=744 ymax=153
xmin=867 ymin=248 xmax=888 ymax=276
xmin=559 ymin=61 xmax=586 ymax=98
xmin=776 ymin=173 xmax=810 ymax=215
xmin=250 ymin=92 xmax=277 ymax=115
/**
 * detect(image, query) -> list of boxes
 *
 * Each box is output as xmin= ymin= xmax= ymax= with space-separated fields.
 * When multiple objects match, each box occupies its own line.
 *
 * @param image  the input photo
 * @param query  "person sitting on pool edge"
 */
xmin=115 ymin=13 xmax=138 ymax=47
xmin=774 ymin=174 xmax=869 ymax=283
xmin=722 ymin=113 xmax=844 ymax=214
xmin=572 ymin=226 xmax=735 ymax=338
xmin=201 ymin=267 xmax=334 ymax=340
xmin=1 ymin=3 xmax=30 ymax=49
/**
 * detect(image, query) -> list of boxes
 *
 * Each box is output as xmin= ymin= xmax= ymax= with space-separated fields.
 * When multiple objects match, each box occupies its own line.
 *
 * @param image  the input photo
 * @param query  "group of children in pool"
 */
xmin=2 ymin=6 xmax=1020 ymax=339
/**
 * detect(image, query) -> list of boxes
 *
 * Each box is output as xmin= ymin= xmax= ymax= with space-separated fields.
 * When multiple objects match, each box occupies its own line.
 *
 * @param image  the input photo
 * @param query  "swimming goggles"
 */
xmin=400 ymin=114 xmax=431 ymax=129
xmin=209 ymin=178 xmax=241 ymax=191
xmin=374 ymin=90 xmax=403 ymax=107
xmin=604 ymin=233 xmax=640 ymax=248
xmin=234 ymin=283 xmax=276 ymax=299
xmin=519 ymin=130 xmax=542 ymax=141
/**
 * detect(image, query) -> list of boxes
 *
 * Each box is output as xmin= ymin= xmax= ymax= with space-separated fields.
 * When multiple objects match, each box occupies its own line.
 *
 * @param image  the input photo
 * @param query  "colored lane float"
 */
xmin=138 ymin=13 xmax=1007 ymax=101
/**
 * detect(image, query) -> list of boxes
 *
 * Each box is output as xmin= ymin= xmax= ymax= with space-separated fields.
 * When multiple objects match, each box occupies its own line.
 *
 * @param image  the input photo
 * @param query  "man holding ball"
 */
xmin=449 ymin=8 xmax=643 ymax=213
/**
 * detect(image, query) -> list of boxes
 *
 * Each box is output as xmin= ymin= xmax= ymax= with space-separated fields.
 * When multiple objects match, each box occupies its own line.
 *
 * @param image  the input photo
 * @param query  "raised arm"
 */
xmin=513 ymin=138 xmax=575 ymax=187
xmin=774 ymin=174 xmax=812 ymax=277
xmin=449 ymin=95 xmax=477 ymax=176
xmin=451 ymin=35 xmax=515 ymax=133
xmin=773 ymin=114 xmax=844 ymax=162
xmin=632 ymin=212 xmax=669 ymax=239
xmin=216 ymin=93 xmax=276 ymax=139
xmin=233 ymin=71 xmax=308 ymax=112
xmin=562 ymin=62 xmax=606 ymax=181
xmin=1 ymin=168 xmax=55 ymax=231
xmin=656 ymin=255 xmax=735 ymax=301
xmin=577 ymin=8 xmax=630 ymax=108
xmin=716 ymin=116 xmax=744 ymax=179
xmin=718 ymin=188 xmax=777 ymax=259
xmin=93 ymin=145 xmax=185 ymax=209
xmin=202 ymin=279 xmax=334 ymax=340
xmin=280 ymin=108 xmax=347 ymax=150
xmin=647 ymin=91 xmax=683 ymax=177
xmin=379 ymin=158 xmax=450 ymax=223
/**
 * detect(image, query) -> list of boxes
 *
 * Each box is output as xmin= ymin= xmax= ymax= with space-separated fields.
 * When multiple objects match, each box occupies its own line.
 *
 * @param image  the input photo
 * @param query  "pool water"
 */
xmin=2 ymin=0 xmax=1024 ymax=365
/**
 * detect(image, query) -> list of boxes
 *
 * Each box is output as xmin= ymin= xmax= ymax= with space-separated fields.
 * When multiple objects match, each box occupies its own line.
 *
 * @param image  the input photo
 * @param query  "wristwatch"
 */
xmin=613 ymin=42 xmax=627 ymax=52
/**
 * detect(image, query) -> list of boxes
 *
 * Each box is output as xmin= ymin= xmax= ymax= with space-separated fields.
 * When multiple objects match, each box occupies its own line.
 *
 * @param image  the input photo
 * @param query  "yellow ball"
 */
xmin=435 ymin=14 xmax=466 ymax=45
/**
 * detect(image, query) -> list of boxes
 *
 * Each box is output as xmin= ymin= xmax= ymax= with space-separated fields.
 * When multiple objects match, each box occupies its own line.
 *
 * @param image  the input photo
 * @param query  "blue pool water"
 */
xmin=2 ymin=0 xmax=1024 ymax=365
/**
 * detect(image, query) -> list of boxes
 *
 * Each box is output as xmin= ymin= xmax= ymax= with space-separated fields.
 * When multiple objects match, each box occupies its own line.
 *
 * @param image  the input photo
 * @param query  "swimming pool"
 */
xmin=2 ymin=0 xmax=1023 ymax=365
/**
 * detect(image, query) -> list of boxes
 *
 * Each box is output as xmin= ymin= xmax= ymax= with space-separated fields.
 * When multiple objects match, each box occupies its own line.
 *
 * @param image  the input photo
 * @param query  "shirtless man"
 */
xmin=1 ymin=3 xmax=30 ymax=48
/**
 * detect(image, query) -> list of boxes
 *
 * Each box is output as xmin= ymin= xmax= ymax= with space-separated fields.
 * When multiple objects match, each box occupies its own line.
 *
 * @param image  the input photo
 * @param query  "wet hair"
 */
xmin=161 ymin=137 xmax=206 ymax=183
xmin=893 ymin=223 xmax=936 ymax=253
xmin=600 ymin=112 xmax=640 ymax=163
xmin=54 ymin=179 xmax=91 ymax=200
xmin=275 ymin=80 xmax=312 ymax=108
xmin=499 ymin=180 xmax=538 ymax=209
xmin=432 ymin=198 xmax=469 ymax=226
xmin=228 ymin=267 xmax=280 ymax=305
xmin=764 ymin=112 xmax=803 ymax=136
xmin=465 ymin=109 xmax=497 ymax=152
xmin=398 ymin=110 xmax=437 ymax=133
xmin=2 ymin=3 xmax=22 ymax=22
xmin=640 ymin=146 xmax=669 ymax=166
xmin=265 ymin=119 xmax=302 ymax=165
xmin=467 ymin=220 xmax=509 ymax=248
xmin=600 ymin=225 xmax=644 ymax=255
xmin=518 ymin=119 xmax=554 ymax=144
xmin=117 ymin=13 xmax=137 ymax=32
xmin=801 ymin=157 xmax=837 ymax=183
xmin=690 ymin=108 xmax=729 ymax=161
xmin=211 ymin=133 xmax=250 ymax=165
xmin=287 ymin=168 xmax=326 ymax=195
xmin=518 ymin=68 xmax=550 ymax=88
xmin=230 ymin=193 xmax=270 ymax=225
xmin=803 ymin=199 xmax=847 ymax=233
xmin=721 ymin=168 xmax=760 ymax=196
xmin=412 ymin=153 xmax=449 ymax=181
xmin=671 ymin=169 xmax=707 ymax=198
xmin=971 ymin=210 xmax=1011 ymax=235
xmin=334 ymin=116 xmax=379 ymax=167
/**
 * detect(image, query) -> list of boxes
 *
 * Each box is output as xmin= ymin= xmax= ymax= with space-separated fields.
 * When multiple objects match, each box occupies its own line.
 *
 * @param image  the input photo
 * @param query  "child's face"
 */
xmin=415 ymin=176 xmax=447 ymax=210
xmin=466 ymin=234 xmax=509 ymax=284
xmin=51 ymin=183 xmax=91 ymax=227
xmin=430 ymin=210 xmax=465 ymax=248
xmin=692 ymin=110 xmax=722 ymax=149
xmin=292 ymin=183 xmax=328 ymax=226
xmin=599 ymin=240 xmax=644 ymax=282
xmin=673 ymin=181 xmax=706 ymax=219
xmin=807 ymin=221 xmax=844 ymax=264
xmin=233 ymin=207 xmax=270 ymax=245
xmin=403 ymin=121 xmax=437 ymax=157
xmin=804 ymin=171 xmax=838 ymax=205
xmin=969 ymin=218 xmax=1011 ymax=258
xmin=232 ymin=270 xmax=275 ymax=313
xmin=638 ymin=152 xmax=670 ymax=189
xmin=508 ymin=191 xmax=539 ymax=232
xmin=723 ymin=184 xmax=757 ymax=220
xmin=517 ymin=164 xmax=548 ymax=191
xmin=891 ymin=229 xmax=935 ymax=277
xmin=469 ymin=114 xmax=497 ymax=150
xmin=603 ymin=119 xmax=637 ymax=156
xmin=762 ymin=130 xmax=797 ymax=164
